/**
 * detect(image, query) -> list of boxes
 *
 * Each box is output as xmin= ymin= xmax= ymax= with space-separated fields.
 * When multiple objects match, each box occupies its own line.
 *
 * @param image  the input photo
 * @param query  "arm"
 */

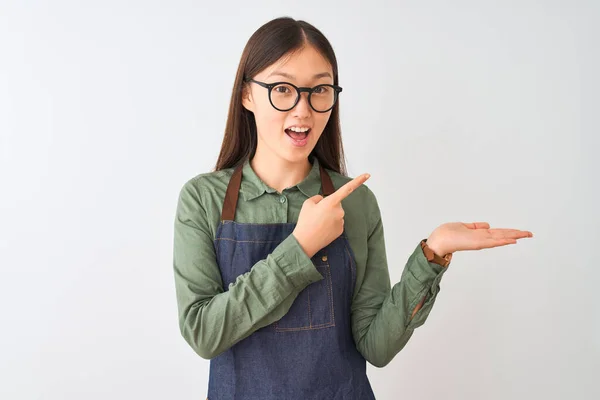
xmin=351 ymin=189 xmax=450 ymax=368
xmin=173 ymin=180 xmax=323 ymax=359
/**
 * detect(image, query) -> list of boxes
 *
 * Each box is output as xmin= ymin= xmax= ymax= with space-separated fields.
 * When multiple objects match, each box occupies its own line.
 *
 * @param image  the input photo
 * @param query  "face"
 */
xmin=242 ymin=45 xmax=335 ymax=164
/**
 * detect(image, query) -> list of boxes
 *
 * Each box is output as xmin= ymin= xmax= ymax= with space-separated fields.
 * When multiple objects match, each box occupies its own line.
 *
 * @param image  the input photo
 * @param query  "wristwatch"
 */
xmin=420 ymin=239 xmax=452 ymax=267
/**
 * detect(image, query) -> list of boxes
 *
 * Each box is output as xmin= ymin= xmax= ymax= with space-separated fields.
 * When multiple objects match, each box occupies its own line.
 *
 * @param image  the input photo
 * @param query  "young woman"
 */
xmin=173 ymin=17 xmax=533 ymax=400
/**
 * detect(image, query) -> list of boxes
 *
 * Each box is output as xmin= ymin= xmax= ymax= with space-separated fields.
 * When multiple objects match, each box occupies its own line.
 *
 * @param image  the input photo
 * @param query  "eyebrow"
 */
xmin=266 ymin=71 xmax=332 ymax=80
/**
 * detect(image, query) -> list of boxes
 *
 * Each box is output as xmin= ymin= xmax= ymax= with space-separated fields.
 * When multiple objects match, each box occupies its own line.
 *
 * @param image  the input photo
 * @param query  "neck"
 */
xmin=250 ymin=148 xmax=312 ymax=193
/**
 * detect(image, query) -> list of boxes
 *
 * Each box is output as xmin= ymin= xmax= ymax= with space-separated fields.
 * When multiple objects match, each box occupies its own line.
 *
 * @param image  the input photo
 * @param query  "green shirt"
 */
xmin=173 ymin=157 xmax=450 ymax=368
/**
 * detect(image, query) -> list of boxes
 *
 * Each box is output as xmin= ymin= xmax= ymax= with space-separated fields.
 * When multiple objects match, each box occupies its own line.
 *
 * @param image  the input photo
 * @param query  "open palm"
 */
xmin=428 ymin=222 xmax=533 ymax=255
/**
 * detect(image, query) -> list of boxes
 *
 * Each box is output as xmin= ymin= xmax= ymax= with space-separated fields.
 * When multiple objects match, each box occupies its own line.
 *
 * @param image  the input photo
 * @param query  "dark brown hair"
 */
xmin=213 ymin=17 xmax=347 ymax=176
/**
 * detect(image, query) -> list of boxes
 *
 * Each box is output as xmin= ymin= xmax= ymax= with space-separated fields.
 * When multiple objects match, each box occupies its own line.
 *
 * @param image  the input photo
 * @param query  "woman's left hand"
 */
xmin=426 ymin=222 xmax=533 ymax=256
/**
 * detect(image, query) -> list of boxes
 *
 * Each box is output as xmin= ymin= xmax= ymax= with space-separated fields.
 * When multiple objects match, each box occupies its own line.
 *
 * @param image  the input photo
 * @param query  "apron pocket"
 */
xmin=274 ymin=250 xmax=335 ymax=331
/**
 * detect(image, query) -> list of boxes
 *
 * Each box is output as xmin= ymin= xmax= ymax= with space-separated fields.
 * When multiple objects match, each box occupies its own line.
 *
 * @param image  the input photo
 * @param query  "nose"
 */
xmin=292 ymin=92 xmax=312 ymax=118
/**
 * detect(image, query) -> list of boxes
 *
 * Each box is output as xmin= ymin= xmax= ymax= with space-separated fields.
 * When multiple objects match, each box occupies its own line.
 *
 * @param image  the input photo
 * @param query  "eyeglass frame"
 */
xmin=244 ymin=78 xmax=343 ymax=113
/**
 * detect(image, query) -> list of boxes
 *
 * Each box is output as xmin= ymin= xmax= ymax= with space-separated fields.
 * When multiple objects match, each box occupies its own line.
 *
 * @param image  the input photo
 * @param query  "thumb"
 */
xmin=307 ymin=194 xmax=324 ymax=204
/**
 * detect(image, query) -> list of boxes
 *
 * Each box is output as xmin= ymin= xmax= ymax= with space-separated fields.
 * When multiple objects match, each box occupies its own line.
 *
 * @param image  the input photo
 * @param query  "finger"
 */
xmin=464 ymin=222 xmax=490 ymax=230
xmin=323 ymin=173 xmax=370 ymax=205
xmin=489 ymin=239 xmax=518 ymax=248
xmin=489 ymin=229 xmax=533 ymax=239
xmin=476 ymin=238 xmax=517 ymax=250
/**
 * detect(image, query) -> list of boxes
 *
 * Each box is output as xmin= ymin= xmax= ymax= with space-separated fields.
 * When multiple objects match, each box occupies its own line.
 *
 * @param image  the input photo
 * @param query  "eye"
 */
xmin=273 ymin=84 xmax=293 ymax=94
xmin=312 ymin=85 xmax=330 ymax=95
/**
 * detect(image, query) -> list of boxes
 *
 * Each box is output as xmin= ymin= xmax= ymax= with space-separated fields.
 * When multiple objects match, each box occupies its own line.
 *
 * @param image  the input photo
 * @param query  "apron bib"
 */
xmin=207 ymin=162 xmax=376 ymax=399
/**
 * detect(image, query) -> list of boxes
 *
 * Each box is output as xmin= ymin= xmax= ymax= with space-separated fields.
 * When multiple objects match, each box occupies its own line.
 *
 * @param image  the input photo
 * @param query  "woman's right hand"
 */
xmin=292 ymin=173 xmax=371 ymax=258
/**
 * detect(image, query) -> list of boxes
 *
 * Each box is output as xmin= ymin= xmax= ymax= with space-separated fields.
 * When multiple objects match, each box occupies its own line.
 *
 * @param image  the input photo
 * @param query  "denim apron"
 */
xmin=207 ymin=162 xmax=376 ymax=400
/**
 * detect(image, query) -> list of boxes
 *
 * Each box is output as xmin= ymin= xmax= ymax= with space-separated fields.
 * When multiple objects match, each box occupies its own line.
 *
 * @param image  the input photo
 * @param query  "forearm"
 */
xmin=353 ymin=241 xmax=449 ymax=368
xmin=176 ymin=234 xmax=323 ymax=359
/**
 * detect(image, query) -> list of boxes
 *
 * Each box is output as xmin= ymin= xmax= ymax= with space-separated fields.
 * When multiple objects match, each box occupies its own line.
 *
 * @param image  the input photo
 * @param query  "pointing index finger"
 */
xmin=324 ymin=173 xmax=371 ymax=205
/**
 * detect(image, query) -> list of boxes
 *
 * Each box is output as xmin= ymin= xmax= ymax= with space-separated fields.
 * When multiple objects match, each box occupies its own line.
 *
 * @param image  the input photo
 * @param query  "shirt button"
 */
xmin=279 ymin=196 xmax=287 ymax=203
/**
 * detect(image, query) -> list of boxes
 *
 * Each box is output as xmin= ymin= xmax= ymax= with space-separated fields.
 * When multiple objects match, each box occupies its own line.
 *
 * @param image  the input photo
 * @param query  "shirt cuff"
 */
xmin=406 ymin=241 xmax=450 ymax=287
xmin=271 ymin=234 xmax=324 ymax=289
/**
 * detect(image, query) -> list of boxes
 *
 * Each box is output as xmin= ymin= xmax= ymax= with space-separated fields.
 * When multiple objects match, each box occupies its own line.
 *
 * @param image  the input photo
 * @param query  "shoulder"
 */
xmin=177 ymin=167 xmax=235 ymax=208
xmin=180 ymin=167 xmax=235 ymax=195
xmin=325 ymin=168 xmax=380 ymax=218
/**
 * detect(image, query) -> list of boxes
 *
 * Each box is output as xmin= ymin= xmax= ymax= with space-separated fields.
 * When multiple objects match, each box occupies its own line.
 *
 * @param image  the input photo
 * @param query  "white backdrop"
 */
xmin=1 ymin=1 xmax=598 ymax=399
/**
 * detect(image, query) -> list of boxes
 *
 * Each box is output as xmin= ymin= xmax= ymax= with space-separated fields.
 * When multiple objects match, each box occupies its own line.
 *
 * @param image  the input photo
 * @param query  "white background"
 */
xmin=1 ymin=1 xmax=598 ymax=399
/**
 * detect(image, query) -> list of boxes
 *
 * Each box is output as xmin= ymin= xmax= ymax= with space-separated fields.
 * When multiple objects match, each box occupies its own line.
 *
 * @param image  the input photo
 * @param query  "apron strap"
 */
xmin=221 ymin=164 xmax=243 ymax=222
xmin=221 ymin=159 xmax=336 ymax=222
xmin=319 ymin=163 xmax=335 ymax=197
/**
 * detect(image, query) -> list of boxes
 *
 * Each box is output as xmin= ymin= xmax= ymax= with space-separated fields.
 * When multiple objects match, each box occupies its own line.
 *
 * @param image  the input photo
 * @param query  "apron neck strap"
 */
xmin=221 ymin=160 xmax=335 ymax=222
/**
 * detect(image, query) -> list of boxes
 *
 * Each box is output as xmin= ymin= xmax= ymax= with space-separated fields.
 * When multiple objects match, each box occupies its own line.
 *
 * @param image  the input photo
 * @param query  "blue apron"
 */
xmin=207 ymin=162 xmax=376 ymax=399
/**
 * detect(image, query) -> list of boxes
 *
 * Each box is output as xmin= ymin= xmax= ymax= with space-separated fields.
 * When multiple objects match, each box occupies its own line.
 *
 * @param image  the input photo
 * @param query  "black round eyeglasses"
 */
xmin=245 ymin=78 xmax=343 ymax=113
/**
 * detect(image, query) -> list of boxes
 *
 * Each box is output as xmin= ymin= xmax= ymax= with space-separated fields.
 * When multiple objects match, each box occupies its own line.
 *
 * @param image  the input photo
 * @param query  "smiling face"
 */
xmin=242 ymin=44 xmax=334 ymax=165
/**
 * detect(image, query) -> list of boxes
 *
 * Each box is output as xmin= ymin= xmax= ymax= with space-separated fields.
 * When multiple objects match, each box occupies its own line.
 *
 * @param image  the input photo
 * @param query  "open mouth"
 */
xmin=285 ymin=127 xmax=311 ymax=147
xmin=285 ymin=127 xmax=311 ymax=141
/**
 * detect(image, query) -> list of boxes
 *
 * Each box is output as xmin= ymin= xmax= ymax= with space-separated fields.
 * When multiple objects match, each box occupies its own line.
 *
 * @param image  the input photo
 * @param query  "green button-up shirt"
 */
xmin=173 ymin=157 xmax=449 ymax=368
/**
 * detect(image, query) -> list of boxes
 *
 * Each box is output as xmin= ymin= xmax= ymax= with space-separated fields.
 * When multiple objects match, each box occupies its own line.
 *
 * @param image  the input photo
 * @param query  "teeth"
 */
xmin=288 ymin=126 xmax=310 ymax=133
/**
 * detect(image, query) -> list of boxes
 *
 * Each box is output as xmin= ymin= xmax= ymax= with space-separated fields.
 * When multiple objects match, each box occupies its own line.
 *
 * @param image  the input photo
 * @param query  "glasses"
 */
xmin=245 ymin=78 xmax=343 ymax=113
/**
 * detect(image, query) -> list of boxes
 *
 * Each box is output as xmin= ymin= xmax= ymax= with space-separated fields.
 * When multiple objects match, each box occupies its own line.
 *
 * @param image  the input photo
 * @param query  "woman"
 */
xmin=173 ymin=17 xmax=533 ymax=399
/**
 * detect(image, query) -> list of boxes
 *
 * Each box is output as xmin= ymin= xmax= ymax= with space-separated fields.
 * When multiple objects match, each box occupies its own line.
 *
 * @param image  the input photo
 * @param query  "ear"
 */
xmin=241 ymin=83 xmax=255 ymax=113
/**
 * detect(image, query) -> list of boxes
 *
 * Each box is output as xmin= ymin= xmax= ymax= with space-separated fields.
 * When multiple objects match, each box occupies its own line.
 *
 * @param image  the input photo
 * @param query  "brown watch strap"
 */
xmin=420 ymin=239 xmax=452 ymax=267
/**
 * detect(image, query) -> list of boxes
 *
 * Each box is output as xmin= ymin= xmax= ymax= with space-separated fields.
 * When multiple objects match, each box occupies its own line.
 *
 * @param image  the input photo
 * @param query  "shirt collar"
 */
xmin=240 ymin=157 xmax=323 ymax=201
